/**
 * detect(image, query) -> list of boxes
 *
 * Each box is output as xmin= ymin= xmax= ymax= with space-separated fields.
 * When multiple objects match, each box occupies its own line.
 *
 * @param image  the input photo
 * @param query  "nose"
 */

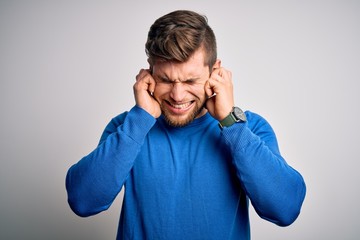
xmin=170 ymin=82 xmax=186 ymax=102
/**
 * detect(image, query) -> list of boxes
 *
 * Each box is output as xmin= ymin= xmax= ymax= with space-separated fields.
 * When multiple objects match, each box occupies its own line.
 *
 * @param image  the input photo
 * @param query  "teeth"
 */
xmin=171 ymin=102 xmax=192 ymax=109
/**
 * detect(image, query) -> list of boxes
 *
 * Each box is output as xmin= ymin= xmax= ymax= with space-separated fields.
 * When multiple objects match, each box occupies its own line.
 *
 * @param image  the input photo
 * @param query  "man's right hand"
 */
xmin=133 ymin=69 xmax=161 ymax=118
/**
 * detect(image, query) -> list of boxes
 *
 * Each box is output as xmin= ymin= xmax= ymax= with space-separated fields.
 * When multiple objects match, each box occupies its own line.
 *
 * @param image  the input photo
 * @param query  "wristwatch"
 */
xmin=218 ymin=106 xmax=247 ymax=129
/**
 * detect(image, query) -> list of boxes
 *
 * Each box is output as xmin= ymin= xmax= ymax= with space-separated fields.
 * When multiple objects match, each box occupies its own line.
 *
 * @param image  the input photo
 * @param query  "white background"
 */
xmin=1 ymin=0 xmax=359 ymax=239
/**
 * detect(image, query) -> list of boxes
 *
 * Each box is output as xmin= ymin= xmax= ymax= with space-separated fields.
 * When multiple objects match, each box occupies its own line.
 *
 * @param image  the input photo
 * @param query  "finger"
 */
xmin=204 ymin=80 xmax=215 ymax=98
xmin=141 ymin=69 xmax=157 ymax=94
xmin=210 ymin=69 xmax=225 ymax=83
xmin=210 ymin=68 xmax=221 ymax=80
xmin=211 ymin=67 xmax=232 ymax=82
xmin=219 ymin=68 xmax=232 ymax=82
xmin=136 ymin=69 xmax=147 ymax=81
xmin=148 ymin=78 xmax=156 ymax=94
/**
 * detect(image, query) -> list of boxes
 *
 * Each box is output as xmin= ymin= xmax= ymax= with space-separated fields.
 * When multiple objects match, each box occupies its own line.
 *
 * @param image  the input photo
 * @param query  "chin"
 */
xmin=162 ymin=105 xmax=206 ymax=127
xmin=163 ymin=115 xmax=194 ymax=127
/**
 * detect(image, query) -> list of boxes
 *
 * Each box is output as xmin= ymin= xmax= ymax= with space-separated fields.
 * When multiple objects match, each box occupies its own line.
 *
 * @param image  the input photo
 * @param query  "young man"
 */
xmin=66 ymin=10 xmax=306 ymax=240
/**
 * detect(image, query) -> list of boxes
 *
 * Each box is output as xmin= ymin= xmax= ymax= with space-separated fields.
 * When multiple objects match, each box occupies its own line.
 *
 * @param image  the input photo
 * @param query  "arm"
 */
xmin=205 ymin=67 xmax=305 ymax=226
xmin=65 ymin=106 xmax=156 ymax=217
xmin=222 ymin=112 xmax=306 ymax=226
xmin=66 ymin=69 xmax=160 ymax=217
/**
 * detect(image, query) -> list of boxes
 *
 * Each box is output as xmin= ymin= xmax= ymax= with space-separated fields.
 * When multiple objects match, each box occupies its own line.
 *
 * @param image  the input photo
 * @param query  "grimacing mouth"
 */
xmin=167 ymin=100 xmax=195 ymax=109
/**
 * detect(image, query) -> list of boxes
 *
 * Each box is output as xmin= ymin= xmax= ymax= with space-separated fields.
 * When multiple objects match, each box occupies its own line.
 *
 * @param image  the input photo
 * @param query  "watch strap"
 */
xmin=218 ymin=106 xmax=246 ymax=129
xmin=219 ymin=113 xmax=237 ymax=128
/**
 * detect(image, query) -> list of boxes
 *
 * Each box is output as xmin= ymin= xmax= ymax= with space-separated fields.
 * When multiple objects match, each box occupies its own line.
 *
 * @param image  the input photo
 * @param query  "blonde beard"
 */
xmin=161 ymin=103 xmax=206 ymax=127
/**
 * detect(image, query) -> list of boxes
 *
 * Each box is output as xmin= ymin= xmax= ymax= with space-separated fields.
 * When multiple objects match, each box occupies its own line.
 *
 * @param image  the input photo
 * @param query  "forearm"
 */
xmin=222 ymin=121 xmax=306 ymax=226
xmin=65 ymin=106 xmax=156 ymax=217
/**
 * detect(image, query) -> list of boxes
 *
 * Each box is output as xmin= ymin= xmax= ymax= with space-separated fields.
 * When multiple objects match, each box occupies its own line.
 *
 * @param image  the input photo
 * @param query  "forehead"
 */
xmin=152 ymin=48 xmax=209 ymax=79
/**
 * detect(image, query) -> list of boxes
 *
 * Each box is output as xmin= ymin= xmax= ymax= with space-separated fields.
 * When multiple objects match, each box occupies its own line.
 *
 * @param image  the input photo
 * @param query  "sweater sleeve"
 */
xmin=221 ymin=111 xmax=306 ymax=226
xmin=65 ymin=106 xmax=156 ymax=217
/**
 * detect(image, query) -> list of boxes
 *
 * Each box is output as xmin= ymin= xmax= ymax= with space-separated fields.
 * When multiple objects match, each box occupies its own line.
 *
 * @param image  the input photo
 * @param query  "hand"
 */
xmin=133 ymin=69 xmax=161 ymax=118
xmin=204 ymin=67 xmax=234 ymax=121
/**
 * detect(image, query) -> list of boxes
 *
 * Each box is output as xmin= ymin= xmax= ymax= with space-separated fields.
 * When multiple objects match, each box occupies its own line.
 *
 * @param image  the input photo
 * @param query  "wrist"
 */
xmin=218 ymin=106 xmax=246 ymax=129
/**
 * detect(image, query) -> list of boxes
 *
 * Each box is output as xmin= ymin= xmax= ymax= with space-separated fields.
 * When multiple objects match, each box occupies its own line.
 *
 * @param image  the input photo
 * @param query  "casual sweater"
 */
xmin=66 ymin=106 xmax=306 ymax=240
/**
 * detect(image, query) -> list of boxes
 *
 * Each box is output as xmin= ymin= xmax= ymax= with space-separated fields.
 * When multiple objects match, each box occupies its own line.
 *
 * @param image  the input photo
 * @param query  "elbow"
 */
xmin=261 ymin=179 xmax=307 ymax=227
xmin=66 ymin=183 xmax=94 ymax=217
xmin=66 ymin=188 xmax=109 ymax=217
xmin=65 ymin=170 xmax=103 ymax=218
xmin=67 ymin=197 xmax=97 ymax=218
xmin=67 ymin=196 xmax=111 ymax=218
xmin=272 ymin=208 xmax=301 ymax=227
xmin=65 ymin=167 xmax=113 ymax=218
xmin=67 ymin=199 xmax=90 ymax=218
xmin=260 ymin=201 xmax=303 ymax=227
xmin=65 ymin=170 xmax=88 ymax=217
xmin=275 ymin=171 xmax=307 ymax=226
xmin=277 ymin=181 xmax=307 ymax=227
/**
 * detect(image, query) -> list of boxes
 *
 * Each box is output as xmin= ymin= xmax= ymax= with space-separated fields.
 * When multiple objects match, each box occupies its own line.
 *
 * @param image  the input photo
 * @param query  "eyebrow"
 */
xmin=157 ymin=74 xmax=201 ymax=83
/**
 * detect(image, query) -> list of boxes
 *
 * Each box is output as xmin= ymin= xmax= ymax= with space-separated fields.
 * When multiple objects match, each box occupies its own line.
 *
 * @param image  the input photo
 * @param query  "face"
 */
xmin=151 ymin=48 xmax=218 ymax=127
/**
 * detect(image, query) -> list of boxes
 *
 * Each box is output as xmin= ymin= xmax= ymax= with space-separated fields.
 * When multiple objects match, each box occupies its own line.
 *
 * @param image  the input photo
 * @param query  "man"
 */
xmin=66 ymin=10 xmax=306 ymax=240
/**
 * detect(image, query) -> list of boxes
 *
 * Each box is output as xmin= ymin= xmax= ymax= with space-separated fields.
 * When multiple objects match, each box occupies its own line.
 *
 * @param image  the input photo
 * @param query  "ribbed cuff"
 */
xmin=221 ymin=122 xmax=257 ymax=152
xmin=118 ymin=106 xmax=156 ymax=144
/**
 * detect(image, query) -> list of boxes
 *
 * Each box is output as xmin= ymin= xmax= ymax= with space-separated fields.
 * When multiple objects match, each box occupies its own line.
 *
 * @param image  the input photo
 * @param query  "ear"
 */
xmin=212 ymin=59 xmax=221 ymax=70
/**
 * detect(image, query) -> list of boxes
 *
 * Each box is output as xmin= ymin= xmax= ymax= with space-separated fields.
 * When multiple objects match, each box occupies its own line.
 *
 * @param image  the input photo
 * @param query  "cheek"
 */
xmin=153 ymin=85 xmax=168 ymax=100
xmin=188 ymin=84 xmax=206 ymax=99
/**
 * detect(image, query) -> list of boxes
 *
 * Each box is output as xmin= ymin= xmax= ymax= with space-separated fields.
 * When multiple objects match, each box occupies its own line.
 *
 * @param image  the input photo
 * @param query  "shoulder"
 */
xmin=99 ymin=106 xmax=156 ymax=144
xmin=245 ymin=110 xmax=280 ymax=153
xmin=103 ymin=111 xmax=129 ymax=132
xmin=106 ymin=106 xmax=152 ymax=130
xmin=109 ymin=111 xmax=129 ymax=127
xmin=97 ymin=111 xmax=128 ymax=144
xmin=245 ymin=111 xmax=274 ymax=133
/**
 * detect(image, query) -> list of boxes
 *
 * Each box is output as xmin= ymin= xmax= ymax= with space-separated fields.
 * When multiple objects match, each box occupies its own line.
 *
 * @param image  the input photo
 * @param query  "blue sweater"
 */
xmin=66 ymin=106 xmax=306 ymax=240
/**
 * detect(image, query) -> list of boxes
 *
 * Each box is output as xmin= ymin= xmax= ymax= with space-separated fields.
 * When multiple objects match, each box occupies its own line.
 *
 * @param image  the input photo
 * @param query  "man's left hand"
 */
xmin=204 ymin=67 xmax=235 ymax=121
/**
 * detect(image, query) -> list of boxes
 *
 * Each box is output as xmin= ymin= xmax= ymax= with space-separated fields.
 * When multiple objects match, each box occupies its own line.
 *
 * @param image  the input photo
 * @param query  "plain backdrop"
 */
xmin=1 ymin=0 xmax=359 ymax=239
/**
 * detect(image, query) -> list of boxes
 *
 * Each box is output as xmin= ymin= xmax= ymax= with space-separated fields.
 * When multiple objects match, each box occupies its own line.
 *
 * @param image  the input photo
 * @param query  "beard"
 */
xmin=161 ymin=100 xmax=206 ymax=127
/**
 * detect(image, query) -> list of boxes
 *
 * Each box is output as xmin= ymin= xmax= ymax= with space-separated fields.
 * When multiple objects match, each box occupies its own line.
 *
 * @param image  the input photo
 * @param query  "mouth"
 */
xmin=165 ymin=100 xmax=195 ymax=114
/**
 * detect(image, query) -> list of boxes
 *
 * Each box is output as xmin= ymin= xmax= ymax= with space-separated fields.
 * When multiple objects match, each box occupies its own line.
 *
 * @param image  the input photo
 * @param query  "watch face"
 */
xmin=233 ymin=107 xmax=246 ymax=122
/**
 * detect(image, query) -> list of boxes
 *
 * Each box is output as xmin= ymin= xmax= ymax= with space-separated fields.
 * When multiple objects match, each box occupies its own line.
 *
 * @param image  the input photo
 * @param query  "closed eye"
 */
xmin=184 ymin=79 xmax=196 ymax=85
xmin=156 ymin=76 xmax=201 ymax=85
xmin=157 ymin=77 xmax=173 ymax=84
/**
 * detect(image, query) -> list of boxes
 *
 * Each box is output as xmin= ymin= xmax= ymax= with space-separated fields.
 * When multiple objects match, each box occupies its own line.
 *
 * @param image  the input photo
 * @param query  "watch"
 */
xmin=218 ymin=106 xmax=247 ymax=129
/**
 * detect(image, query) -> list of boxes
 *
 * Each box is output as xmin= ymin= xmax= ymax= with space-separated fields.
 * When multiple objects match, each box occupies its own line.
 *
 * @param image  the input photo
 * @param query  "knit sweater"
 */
xmin=66 ymin=106 xmax=306 ymax=240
